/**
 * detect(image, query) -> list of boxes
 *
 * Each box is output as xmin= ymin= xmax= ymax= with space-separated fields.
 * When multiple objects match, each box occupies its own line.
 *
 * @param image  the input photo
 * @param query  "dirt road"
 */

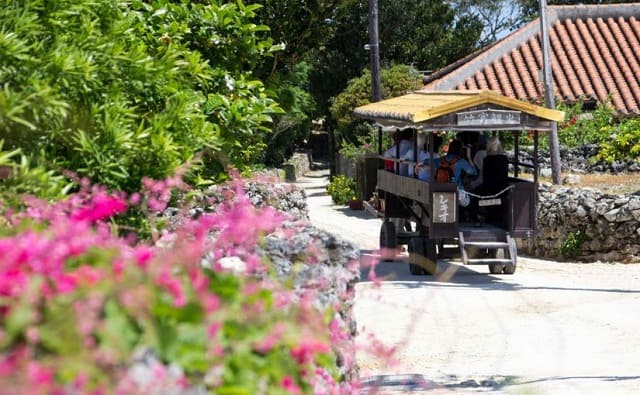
xmin=296 ymin=169 xmax=640 ymax=394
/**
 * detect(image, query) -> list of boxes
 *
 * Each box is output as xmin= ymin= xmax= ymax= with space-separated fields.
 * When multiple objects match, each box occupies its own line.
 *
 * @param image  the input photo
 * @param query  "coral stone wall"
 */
xmin=533 ymin=184 xmax=640 ymax=263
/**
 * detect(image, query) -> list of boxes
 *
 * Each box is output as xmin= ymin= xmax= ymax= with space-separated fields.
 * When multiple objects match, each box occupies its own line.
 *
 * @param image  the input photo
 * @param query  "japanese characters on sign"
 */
xmin=457 ymin=109 xmax=521 ymax=126
xmin=432 ymin=192 xmax=456 ymax=223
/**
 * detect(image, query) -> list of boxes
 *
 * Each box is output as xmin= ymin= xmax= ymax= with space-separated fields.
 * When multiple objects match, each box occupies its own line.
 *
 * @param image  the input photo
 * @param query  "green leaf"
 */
xmin=97 ymin=299 xmax=141 ymax=358
xmin=38 ymin=302 xmax=84 ymax=355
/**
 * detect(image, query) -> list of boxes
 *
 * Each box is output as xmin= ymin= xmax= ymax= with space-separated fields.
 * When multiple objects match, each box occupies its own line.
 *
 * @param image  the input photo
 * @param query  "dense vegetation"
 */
xmin=0 ymin=0 xmax=281 ymax=196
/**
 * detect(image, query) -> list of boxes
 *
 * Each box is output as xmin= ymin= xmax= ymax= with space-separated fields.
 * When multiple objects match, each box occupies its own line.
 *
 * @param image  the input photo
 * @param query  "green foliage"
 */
xmin=251 ymin=0 xmax=337 ymax=78
xmin=330 ymin=64 xmax=422 ymax=143
xmin=596 ymin=117 xmax=640 ymax=164
xmin=553 ymin=99 xmax=639 ymax=165
xmin=378 ymin=0 xmax=483 ymax=70
xmin=326 ymin=174 xmax=356 ymax=205
xmin=339 ymin=123 xmax=391 ymax=160
xmin=262 ymin=62 xmax=317 ymax=166
xmin=0 ymin=0 xmax=281 ymax=194
xmin=556 ymin=100 xmax=617 ymax=148
xmin=450 ymin=0 xmax=531 ymax=44
xmin=0 ymin=141 xmax=74 ymax=204
xmin=559 ymin=230 xmax=590 ymax=259
xmin=309 ymin=0 xmax=482 ymax=117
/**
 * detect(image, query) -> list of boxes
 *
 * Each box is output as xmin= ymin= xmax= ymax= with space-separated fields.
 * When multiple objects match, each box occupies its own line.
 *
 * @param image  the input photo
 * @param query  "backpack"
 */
xmin=435 ymin=156 xmax=459 ymax=183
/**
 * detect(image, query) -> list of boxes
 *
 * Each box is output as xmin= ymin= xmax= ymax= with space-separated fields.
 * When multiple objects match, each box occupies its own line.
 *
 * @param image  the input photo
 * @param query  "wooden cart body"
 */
xmin=354 ymin=90 xmax=565 ymax=275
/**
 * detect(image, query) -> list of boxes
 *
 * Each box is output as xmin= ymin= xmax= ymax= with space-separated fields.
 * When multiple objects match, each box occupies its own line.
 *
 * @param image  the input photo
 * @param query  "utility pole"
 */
xmin=368 ymin=0 xmax=381 ymax=102
xmin=539 ymin=0 xmax=562 ymax=184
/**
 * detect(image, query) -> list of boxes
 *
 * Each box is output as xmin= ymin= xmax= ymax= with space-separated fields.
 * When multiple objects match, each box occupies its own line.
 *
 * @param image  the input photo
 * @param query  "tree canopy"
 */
xmin=0 ymin=0 xmax=281 ymax=192
xmin=309 ymin=0 xmax=483 ymax=118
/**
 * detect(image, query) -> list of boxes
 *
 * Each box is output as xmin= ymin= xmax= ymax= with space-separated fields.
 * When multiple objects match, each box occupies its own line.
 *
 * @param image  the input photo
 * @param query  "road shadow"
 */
xmin=358 ymin=250 xmax=640 ymax=294
xmin=335 ymin=207 xmax=378 ymax=219
xmin=512 ymin=375 xmax=640 ymax=386
xmin=358 ymin=250 xmax=515 ymax=288
xmin=305 ymin=190 xmax=330 ymax=198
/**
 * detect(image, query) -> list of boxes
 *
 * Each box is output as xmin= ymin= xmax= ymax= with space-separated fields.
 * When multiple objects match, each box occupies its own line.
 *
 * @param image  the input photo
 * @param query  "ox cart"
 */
xmin=353 ymin=90 xmax=564 ymax=275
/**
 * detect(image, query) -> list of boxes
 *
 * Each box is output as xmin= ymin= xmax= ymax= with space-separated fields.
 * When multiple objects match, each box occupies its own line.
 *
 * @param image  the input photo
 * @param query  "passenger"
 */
xmin=383 ymin=129 xmax=412 ymax=174
xmin=417 ymin=139 xmax=477 ymax=187
xmin=456 ymin=131 xmax=480 ymax=158
xmin=407 ymin=134 xmax=442 ymax=180
xmin=481 ymin=136 xmax=508 ymax=194
xmin=382 ymin=129 xmax=413 ymax=233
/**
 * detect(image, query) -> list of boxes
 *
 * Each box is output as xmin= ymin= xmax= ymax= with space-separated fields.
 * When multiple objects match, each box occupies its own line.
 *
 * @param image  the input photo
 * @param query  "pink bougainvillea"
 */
xmin=0 ymin=172 xmax=364 ymax=394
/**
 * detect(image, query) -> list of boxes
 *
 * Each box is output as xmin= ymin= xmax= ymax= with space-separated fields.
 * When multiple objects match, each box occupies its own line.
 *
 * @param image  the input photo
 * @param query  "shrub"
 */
xmin=0 ymin=177 xmax=351 ymax=393
xmin=326 ymin=175 xmax=357 ymax=205
xmin=556 ymin=101 xmax=615 ymax=148
xmin=339 ymin=123 xmax=391 ymax=160
xmin=559 ymin=230 xmax=590 ymax=259
xmin=0 ymin=1 xmax=282 ymax=193
xmin=329 ymin=64 xmax=422 ymax=145
xmin=596 ymin=117 xmax=640 ymax=164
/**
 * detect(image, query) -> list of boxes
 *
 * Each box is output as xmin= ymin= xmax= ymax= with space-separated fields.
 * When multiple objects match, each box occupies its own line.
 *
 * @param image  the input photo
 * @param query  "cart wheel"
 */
xmin=503 ymin=253 xmax=517 ymax=274
xmin=408 ymin=237 xmax=426 ymax=275
xmin=503 ymin=237 xmax=517 ymax=274
xmin=380 ymin=220 xmax=397 ymax=261
xmin=503 ymin=261 xmax=516 ymax=274
xmin=488 ymin=248 xmax=506 ymax=274
xmin=423 ymin=238 xmax=438 ymax=275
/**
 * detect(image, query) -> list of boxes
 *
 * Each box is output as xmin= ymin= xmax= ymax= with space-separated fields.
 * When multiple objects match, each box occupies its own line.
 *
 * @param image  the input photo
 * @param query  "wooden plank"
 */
xmin=377 ymin=170 xmax=432 ymax=204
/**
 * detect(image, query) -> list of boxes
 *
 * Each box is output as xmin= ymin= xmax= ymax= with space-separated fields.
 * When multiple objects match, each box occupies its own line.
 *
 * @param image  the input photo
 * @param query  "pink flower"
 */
xmin=71 ymin=192 xmax=127 ymax=222
xmin=129 ymin=192 xmax=141 ymax=205
xmin=27 ymin=361 xmax=54 ymax=386
xmin=54 ymin=273 xmax=78 ymax=294
xmin=134 ymin=246 xmax=154 ymax=268
xmin=155 ymin=269 xmax=186 ymax=307
xmin=290 ymin=340 xmax=330 ymax=364
xmin=201 ymin=294 xmax=220 ymax=313
xmin=281 ymin=376 xmax=301 ymax=394
xmin=253 ymin=323 xmax=286 ymax=354
xmin=26 ymin=327 xmax=39 ymax=344
xmin=70 ymin=265 xmax=104 ymax=286
xmin=207 ymin=322 xmax=222 ymax=338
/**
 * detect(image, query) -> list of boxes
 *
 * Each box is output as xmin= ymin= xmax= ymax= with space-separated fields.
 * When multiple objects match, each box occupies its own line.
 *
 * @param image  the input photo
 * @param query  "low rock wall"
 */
xmin=513 ymin=145 xmax=640 ymax=174
xmin=532 ymin=184 xmax=640 ymax=263
xmin=164 ymin=180 xmax=360 ymax=382
xmin=283 ymin=150 xmax=312 ymax=181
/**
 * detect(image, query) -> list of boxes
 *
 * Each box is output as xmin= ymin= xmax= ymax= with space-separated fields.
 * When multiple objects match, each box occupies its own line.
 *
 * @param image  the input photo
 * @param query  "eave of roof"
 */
xmin=353 ymin=90 xmax=565 ymax=123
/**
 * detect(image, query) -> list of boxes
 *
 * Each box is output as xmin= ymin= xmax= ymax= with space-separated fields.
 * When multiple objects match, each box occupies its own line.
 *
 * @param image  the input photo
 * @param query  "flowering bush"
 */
xmin=338 ymin=124 xmax=381 ymax=160
xmin=326 ymin=175 xmax=357 ymax=206
xmin=0 ymin=175 xmax=355 ymax=394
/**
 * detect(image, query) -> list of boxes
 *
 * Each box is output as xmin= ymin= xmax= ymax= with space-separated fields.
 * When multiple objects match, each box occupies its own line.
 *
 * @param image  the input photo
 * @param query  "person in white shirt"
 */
xmin=408 ymin=134 xmax=443 ymax=181
xmin=383 ymin=129 xmax=413 ymax=175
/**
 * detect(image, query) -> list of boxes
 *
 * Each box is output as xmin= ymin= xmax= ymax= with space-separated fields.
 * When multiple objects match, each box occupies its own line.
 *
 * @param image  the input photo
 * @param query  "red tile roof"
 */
xmin=422 ymin=4 xmax=640 ymax=115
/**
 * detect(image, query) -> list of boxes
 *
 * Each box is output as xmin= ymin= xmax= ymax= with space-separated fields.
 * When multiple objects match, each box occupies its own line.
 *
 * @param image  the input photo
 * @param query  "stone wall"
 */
xmin=283 ymin=150 xmax=313 ymax=181
xmin=532 ymin=184 xmax=640 ymax=263
xmin=163 ymin=180 xmax=360 ymax=383
xmin=512 ymin=145 xmax=640 ymax=175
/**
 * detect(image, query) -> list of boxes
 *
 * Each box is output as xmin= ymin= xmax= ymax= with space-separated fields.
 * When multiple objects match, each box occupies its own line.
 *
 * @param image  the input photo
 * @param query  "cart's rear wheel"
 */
xmin=503 ymin=253 xmax=517 ymax=274
xmin=380 ymin=220 xmax=397 ymax=261
xmin=503 ymin=237 xmax=517 ymax=274
xmin=423 ymin=238 xmax=438 ymax=275
xmin=488 ymin=248 xmax=506 ymax=274
xmin=408 ymin=237 xmax=426 ymax=275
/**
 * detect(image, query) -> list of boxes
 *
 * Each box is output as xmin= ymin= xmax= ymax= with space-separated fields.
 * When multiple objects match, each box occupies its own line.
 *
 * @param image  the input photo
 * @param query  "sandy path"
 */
xmin=296 ymin=169 xmax=640 ymax=394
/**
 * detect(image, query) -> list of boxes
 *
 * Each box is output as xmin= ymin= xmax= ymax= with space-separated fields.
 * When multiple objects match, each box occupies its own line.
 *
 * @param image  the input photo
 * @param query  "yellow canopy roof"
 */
xmin=353 ymin=90 xmax=565 ymax=124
